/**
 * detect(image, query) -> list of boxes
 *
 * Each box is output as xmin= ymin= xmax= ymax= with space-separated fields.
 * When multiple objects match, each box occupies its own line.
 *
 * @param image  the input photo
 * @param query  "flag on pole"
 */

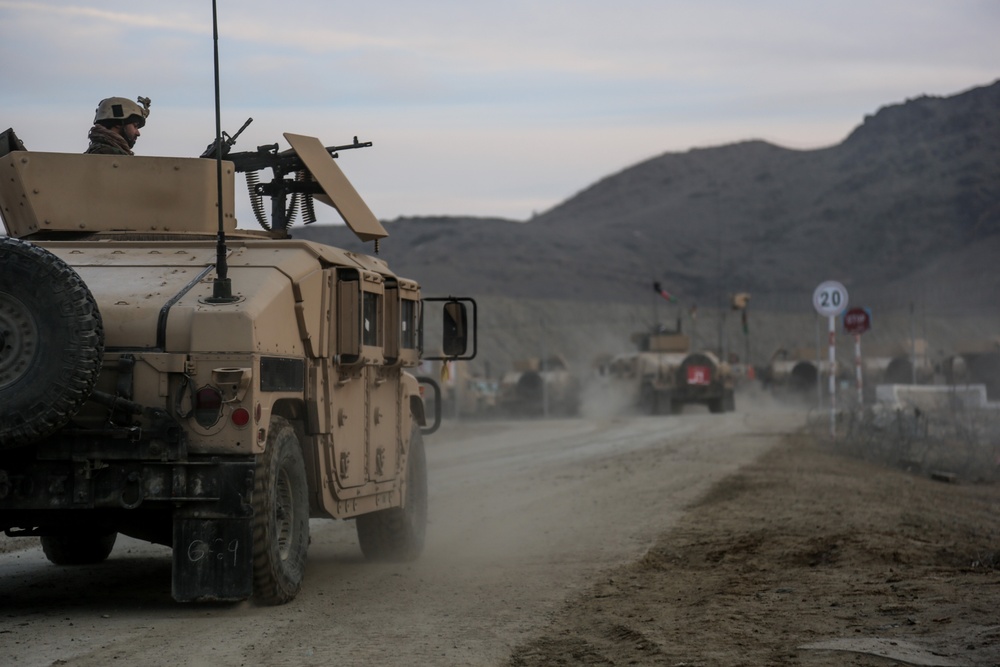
xmin=652 ymin=281 xmax=678 ymax=303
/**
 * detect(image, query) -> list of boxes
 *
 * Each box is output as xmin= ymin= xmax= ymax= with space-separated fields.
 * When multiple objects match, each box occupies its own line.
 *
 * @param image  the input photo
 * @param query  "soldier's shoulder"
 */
xmin=85 ymin=144 xmax=128 ymax=156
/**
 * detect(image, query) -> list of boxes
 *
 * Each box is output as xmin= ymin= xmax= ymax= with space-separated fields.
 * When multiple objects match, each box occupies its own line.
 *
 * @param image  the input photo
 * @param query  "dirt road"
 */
xmin=0 ymin=410 xmax=794 ymax=666
xmin=2 ymin=407 xmax=997 ymax=666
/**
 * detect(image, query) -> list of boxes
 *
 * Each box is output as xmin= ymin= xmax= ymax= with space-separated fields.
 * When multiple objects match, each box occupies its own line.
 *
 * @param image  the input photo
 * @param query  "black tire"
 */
xmin=252 ymin=416 xmax=310 ymax=605
xmin=357 ymin=427 xmax=428 ymax=561
xmin=708 ymin=397 xmax=724 ymax=414
xmin=41 ymin=531 xmax=117 ymax=565
xmin=640 ymin=383 xmax=659 ymax=415
xmin=0 ymin=237 xmax=104 ymax=449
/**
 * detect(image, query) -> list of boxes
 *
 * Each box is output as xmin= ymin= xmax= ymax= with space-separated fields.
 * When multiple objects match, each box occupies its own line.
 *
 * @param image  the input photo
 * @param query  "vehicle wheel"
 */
xmin=357 ymin=427 xmax=428 ymax=561
xmin=708 ymin=398 xmax=724 ymax=414
xmin=252 ymin=416 xmax=310 ymax=605
xmin=0 ymin=237 xmax=104 ymax=449
xmin=640 ymin=383 xmax=659 ymax=415
xmin=41 ymin=531 xmax=117 ymax=565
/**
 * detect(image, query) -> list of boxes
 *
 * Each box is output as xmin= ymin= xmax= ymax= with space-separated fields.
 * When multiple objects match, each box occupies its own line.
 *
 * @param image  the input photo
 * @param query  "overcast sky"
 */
xmin=1 ymin=1 xmax=997 ymax=227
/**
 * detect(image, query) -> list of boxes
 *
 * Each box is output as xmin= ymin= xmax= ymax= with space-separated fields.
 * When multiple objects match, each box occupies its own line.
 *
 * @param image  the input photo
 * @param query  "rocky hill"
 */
xmin=295 ymin=80 xmax=1000 ymax=316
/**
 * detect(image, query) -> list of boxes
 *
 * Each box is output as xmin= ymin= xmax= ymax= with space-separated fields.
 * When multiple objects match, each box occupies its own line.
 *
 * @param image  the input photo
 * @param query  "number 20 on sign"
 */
xmin=812 ymin=281 xmax=848 ymax=317
xmin=813 ymin=281 xmax=848 ymax=437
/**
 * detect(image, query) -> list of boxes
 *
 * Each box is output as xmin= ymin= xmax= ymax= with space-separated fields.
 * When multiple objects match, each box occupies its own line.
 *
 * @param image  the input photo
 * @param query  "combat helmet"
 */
xmin=94 ymin=96 xmax=151 ymax=128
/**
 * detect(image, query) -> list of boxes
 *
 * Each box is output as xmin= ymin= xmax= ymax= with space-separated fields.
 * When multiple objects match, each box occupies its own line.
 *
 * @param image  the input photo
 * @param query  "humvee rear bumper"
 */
xmin=0 ymin=456 xmax=256 ymax=602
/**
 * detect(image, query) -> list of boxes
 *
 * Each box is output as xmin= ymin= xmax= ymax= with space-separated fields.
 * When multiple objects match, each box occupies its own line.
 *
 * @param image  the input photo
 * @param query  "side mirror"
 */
xmin=442 ymin=301 xmax=467 ymax=357
xmin=420 ymin=296 xmax=477 ymax=361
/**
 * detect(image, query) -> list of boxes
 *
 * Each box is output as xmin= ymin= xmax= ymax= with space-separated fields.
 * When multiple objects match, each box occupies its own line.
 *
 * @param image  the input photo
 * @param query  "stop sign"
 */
xmin=843 ymin=307 xmax=871 ymax=335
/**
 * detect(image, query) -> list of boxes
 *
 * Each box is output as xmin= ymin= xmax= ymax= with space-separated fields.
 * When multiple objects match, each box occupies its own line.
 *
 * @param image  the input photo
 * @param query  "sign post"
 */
xmin=843 ymin=307 xmax=871 ymax=406
xmin=813 ymin=281 xmax=848 ymax=437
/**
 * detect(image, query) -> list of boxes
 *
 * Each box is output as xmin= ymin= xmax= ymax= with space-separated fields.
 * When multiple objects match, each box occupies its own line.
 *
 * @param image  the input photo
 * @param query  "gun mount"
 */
xmin=0 ymin=126 xmax=386 ymax=244
xmin=213 ymin=122 xmax=377 ymax=237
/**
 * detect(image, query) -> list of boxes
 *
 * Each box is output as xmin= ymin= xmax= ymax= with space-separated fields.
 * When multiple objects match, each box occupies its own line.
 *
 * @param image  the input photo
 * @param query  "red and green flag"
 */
xmin=652 ymin=281 xmax=678 ymax=303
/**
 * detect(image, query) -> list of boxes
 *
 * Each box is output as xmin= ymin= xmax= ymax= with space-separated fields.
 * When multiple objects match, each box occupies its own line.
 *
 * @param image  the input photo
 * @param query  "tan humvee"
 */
xmin=0 ymin=127 xmax=475 ymax=604
xmin=607 ymin=324 xmax=735 ymax=415
xmin=943 ymin=336 xmax=999 ymax=401
xmin=761 ymin=347 xmax=827 ymax=396
xmin=498 ymin=354 xmax=581 ymax=417
xmin=863 ymin=339 xmax=935 ymax=386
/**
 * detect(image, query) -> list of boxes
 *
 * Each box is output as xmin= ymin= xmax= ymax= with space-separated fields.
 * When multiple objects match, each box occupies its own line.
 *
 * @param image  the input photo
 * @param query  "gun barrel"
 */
xmin=327 ymin=138 xmax=373 ymax=153
xmin=229 ymin=117 xmax=253 ymax=144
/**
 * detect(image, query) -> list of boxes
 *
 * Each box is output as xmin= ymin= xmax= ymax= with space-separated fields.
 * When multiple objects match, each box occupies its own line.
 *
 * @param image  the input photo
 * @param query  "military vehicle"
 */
xmin=943 ymin=337 xmax=1000 ymax=401
xmin=0 ymin=119 xmax=475 ymax=604
xmin=759 ymin=347 xmax=825 ymax=397
xmin=607 ymin=323 xmax=735 ymax=415
xmin=497 ymin=355 xmax=581 ymax=417
xmin=761 ymin=339 xmax=935 ymax=405
xmin=865 ymin=339 xmax=935 ymax=386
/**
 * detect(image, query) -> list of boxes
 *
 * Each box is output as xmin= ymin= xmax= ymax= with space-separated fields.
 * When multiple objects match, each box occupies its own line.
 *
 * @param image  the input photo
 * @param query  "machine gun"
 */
xmin=226 ymin=135 xmax=372 ymax=175
xmin=209 ymin=123 xmax=372 ymax=233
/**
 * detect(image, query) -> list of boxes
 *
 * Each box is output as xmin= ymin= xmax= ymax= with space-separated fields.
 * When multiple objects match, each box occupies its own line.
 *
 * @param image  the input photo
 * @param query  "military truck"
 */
xmin=0 ymin=124 xmax=475 ymax=604
xmin=607 ymin=323 xmax=735 ymax=415
xmin=497 ymin=355 xmax=581 ymax=417
xmin=759 ymin=347 xmax=824 ymax=397
xmin=944 ymin=337 xmax=1000 ymax=401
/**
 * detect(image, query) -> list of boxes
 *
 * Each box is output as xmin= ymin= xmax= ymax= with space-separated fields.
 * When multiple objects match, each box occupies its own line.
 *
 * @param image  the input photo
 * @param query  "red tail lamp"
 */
xmin=194 ymin=386 xmax=223 ymax=427
xmin=231 ymin=407 xmax=251 ymax=427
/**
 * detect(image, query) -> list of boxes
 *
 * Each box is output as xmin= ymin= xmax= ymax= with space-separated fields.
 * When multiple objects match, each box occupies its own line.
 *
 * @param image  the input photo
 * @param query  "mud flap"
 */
xmin=170 ymin=457 xmax=256 ymax=602
xmin=172 ymin=517 xmax=254 ymax=602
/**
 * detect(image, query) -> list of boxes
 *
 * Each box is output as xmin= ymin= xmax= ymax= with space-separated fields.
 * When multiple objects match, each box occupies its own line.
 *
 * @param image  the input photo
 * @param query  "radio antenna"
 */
xmin=207 ymin=0 xmax=236 ymax=303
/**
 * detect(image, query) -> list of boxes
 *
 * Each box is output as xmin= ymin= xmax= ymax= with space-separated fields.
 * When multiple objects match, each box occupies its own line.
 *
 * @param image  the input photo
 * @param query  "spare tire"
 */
xmin=0 ymin=237 xmax=104 ymax=449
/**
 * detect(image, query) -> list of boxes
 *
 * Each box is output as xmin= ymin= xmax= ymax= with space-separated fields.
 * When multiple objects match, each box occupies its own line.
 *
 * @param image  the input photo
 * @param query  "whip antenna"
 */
xmin=207 ymin=0 xmax=236 ymax=303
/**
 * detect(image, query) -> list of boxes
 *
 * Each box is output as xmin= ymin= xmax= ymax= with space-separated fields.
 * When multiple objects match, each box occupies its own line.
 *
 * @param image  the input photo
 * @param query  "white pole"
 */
xmin=855 ymin=333 xmax=863 ymax=406
xmin=828 ymin=315 xmax=836 ymax=437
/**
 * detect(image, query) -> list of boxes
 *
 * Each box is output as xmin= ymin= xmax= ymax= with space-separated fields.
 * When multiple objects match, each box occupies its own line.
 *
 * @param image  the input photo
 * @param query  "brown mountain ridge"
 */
xmin=294 ymin=80 xmax=1000 ymax=315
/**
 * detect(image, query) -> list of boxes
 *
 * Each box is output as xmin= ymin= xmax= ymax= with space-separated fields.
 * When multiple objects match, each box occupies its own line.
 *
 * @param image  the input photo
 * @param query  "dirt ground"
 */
xmin=507 ymin=430 xmax=1000 ymax=667
xmin=2 ymin=411 xmax=998 ymax=667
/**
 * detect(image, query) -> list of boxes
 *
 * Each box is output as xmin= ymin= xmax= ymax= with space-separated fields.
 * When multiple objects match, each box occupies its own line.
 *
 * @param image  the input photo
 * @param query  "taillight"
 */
xmin=231 ymin=407 xmax=251 ymax=427
xmin=194 ymin=386 xmax=223 ymax=427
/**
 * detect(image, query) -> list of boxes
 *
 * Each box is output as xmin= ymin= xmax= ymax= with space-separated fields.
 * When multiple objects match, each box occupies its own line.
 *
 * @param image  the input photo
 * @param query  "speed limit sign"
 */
xmin=813 ymin=281 xmax=848 ymax=317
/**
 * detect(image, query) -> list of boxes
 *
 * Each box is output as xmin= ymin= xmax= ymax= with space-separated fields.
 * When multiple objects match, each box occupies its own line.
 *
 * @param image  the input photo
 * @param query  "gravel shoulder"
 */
xmin=508 ymin=431 xmax=1000 ymax=666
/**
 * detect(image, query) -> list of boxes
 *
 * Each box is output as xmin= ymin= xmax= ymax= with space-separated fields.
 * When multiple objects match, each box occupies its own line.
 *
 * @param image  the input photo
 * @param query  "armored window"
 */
xmin=401 ymin=299 xmax=418 ymax=350
xmin=336 ymin=272 xmax=361 ymax=363
xmin=362 ymin=291 xmax=381 ymax=348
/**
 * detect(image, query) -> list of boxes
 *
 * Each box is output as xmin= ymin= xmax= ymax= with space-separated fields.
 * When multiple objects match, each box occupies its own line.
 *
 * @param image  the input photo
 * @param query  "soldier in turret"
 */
xmin=85 ymin=96 xmax=150 ymax=155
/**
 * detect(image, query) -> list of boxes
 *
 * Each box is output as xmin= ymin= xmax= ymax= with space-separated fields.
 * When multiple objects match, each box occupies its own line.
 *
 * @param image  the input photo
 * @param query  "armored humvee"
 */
xmin=608 ymin=323 xmax=735 ymax=415
xmin=0 ymin=124 xmax=475 ymax=604
xmin=497 ymin=355 xmax=581 ymax=417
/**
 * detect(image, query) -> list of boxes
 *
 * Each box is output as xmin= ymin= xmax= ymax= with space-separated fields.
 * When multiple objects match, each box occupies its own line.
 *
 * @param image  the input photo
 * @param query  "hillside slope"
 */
xmin=294 ymin=80 xmax=1000 ymax=314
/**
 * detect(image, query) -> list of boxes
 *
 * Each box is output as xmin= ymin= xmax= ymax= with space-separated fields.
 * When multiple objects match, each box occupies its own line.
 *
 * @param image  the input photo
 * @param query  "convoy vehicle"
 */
xmin=759 ymin=347 xmax=824 ymax=397
xmin=944 ymin=337 xmax=1000 ymax=401
xmin=497 ymin=355 xmax=581 ymax=417
xmin=607 ymin=323 xmax=735 ymax=415
xmin=0 ymin=122 xmax=475 ymax=604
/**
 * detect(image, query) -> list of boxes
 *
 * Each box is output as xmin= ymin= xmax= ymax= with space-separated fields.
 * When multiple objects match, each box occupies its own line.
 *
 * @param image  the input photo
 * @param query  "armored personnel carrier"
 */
xmin=0 ymin=123 xmax=475 ymax=604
